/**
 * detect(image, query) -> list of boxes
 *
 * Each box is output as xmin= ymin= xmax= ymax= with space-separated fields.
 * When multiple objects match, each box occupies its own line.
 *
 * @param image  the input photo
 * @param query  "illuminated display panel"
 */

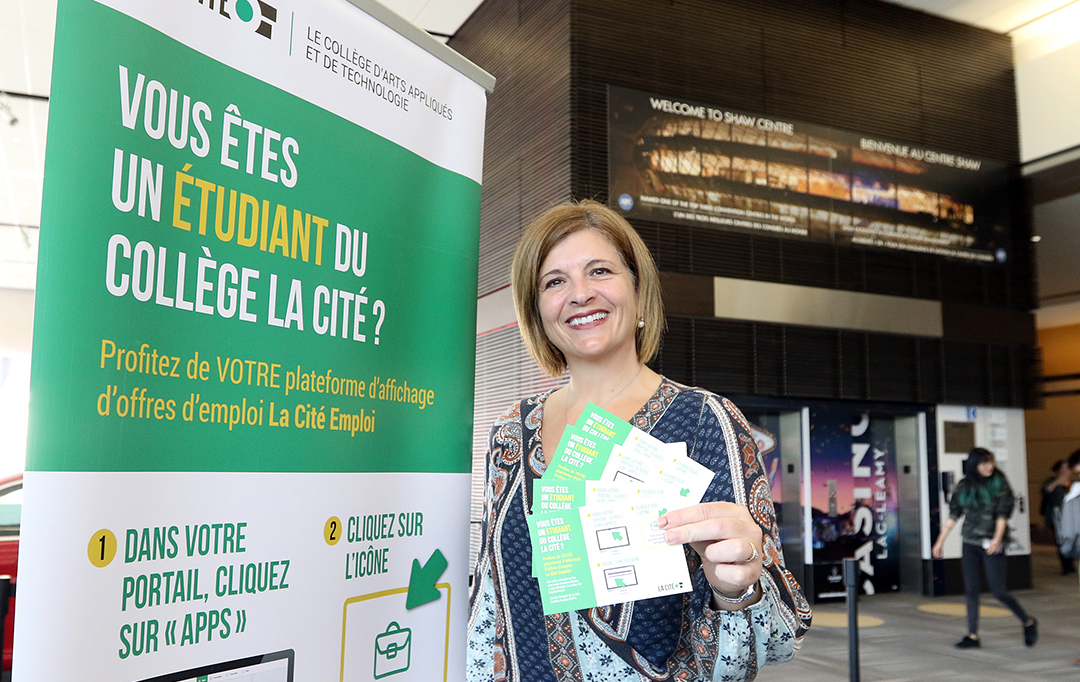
xmin=609 ymin=86 xmax=1011 ymax=264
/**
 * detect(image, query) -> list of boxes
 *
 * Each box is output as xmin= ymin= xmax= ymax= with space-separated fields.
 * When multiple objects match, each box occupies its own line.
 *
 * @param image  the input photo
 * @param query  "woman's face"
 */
xmin=977 ymin=458 xmax=996 ymax=478
xmin=537 ymin=229 xmax=639 ymax=369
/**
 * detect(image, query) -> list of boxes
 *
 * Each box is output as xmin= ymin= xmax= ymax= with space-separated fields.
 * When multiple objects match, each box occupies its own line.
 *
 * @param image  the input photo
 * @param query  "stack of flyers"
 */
xmin=527 ymin=404 xmax=716 ymax=614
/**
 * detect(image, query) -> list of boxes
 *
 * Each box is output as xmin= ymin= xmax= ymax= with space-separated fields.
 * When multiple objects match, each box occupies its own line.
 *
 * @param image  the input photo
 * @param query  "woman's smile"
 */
xmin=566 ymin=310 xmax=609 ymax=327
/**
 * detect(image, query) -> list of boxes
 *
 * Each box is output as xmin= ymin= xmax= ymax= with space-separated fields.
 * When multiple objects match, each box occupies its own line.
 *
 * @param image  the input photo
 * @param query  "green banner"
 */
xmin=29 ymin=0 xmax=479 ymax=473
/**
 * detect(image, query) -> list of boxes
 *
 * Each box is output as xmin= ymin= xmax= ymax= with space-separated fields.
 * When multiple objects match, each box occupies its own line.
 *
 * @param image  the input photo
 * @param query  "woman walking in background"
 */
xmin=932 ymin=447 xmax=1037 ymax=649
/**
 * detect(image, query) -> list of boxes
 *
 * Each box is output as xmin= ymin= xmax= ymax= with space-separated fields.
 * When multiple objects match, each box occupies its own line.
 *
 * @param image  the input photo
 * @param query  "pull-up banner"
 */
xmin=808 ymin=408 xmax=899 ymax=600
xmin=16 ymin=1 xmax=490 ymax=679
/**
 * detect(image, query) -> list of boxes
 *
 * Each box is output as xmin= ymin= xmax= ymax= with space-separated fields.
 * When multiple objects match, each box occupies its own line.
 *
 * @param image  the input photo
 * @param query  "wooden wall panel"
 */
xmin=568 ymin=0 xmax=1036 ymax=406
xmin=455 ymin=0 xmax=1038 ymax=408
xmin=450 ymin=0 xmax=573 ymax=297
xmin=653 ymin=315 xmax=1031 ymax=407
xmin=570 ymin=0 xmax=1033 ymax=312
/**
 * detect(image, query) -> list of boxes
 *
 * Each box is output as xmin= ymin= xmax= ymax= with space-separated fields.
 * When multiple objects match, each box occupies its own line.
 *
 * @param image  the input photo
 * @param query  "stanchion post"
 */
xmin=843 ymin=558 xmax=860 ymax=682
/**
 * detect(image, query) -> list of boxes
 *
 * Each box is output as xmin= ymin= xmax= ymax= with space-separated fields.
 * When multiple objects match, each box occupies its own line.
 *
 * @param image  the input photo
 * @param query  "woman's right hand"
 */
xmin=659 ymin=501 xmax=763 ymax=608
xmin=931 ymin=539 xmax=944 ymax=558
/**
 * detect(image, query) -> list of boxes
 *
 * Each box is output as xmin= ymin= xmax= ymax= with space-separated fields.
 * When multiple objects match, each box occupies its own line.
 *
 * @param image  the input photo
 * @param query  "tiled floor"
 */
xmin=758 ymin=546 xmax=1080 ymax=681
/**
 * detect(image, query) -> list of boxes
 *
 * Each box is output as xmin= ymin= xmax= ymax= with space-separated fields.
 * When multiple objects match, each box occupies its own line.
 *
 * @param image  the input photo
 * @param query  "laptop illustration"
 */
xmin=135 ymin=649 xmax=294 ymax=682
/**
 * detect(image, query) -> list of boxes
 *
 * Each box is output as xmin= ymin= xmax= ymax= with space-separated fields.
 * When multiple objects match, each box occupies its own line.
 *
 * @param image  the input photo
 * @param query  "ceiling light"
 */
xmin=1031 ymin=235 xmax=1042 ymax=242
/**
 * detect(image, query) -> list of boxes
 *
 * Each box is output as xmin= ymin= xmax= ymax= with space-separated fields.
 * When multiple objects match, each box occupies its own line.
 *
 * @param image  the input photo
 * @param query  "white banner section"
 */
xmin=99 ymin=0 xmax=488 ymax=183
xmin=15 ymin=472 xmax=470 ymax=680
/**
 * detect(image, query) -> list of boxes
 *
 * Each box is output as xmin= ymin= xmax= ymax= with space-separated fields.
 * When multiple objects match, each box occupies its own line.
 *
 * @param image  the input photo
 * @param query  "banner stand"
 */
xmin=16 ymin=1 xmax=491 ymax=680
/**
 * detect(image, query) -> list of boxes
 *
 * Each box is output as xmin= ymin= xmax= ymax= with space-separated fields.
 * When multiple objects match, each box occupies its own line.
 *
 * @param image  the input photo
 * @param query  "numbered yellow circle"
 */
xmin=88 ymin=529 xmax=117 ymax=568
xmin=324 ymin=516 xmax=342 ymax=545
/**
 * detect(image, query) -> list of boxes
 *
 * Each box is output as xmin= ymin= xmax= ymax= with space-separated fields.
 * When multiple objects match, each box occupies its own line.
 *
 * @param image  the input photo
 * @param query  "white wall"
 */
xmin=0 ymin=288 xmax=33 ymax=476
xmin=0 ymin=288 xmax=34 ymax=355
xmin=1017 ymin=39 xmax=1080 ymax=163
xmin=1009 ymin=0 xmax=1080 ymax=163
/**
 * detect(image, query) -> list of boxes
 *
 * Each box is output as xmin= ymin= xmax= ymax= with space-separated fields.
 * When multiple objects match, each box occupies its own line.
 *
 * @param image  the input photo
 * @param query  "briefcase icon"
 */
xmin=373 ymin=621 xmax=411 ymax=679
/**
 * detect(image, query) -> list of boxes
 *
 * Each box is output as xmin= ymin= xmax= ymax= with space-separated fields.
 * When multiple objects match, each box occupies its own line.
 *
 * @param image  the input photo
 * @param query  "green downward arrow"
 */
xmin=406 ymin=548 xmax=447 ymax=610
xmin=679 ymin=488 xmax=690 ymax=497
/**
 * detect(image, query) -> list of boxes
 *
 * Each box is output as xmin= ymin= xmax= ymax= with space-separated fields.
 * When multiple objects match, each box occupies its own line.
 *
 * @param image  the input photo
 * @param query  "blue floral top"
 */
xmin=467 ymin=378 xmax=811 ymax=681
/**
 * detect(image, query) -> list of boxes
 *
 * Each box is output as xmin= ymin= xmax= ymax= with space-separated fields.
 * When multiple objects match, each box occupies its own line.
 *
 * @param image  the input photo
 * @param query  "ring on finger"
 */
xmin=746 ymin=542 xmax=759 ymax=563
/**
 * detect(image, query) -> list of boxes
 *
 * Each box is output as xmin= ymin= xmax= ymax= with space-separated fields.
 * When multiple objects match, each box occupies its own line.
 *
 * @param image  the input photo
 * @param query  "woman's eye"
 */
xmin=591 ymin=267 xmax=612 ymax=276
xmin=541 ymin=277 xmax=563 ymax=290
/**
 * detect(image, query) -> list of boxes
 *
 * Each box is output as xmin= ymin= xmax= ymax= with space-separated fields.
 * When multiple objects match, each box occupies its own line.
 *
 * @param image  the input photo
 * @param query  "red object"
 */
xmin=0 ymin=472 xmax=23 ymax=671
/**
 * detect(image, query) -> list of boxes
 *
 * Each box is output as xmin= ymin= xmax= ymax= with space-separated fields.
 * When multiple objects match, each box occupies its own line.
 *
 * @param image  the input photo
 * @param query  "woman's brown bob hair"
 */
xmin=511 ymin=200 xmax=664 ymax=376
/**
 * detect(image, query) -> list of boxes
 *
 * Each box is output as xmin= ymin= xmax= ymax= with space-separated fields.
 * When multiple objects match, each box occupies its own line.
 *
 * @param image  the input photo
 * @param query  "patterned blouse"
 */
xmin=467 ymin=378 xmax=812 ymax=681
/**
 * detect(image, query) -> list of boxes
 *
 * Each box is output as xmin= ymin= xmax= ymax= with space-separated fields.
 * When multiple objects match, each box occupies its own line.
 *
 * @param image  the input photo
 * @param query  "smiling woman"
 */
xmin=467 ymin=200 xmax=811 ymax=682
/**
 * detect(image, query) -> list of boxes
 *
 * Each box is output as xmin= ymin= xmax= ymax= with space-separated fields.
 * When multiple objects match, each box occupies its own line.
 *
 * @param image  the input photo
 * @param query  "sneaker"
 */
xmin=1024 ymin=618 xmax=1038 ymax=647
xmin=955 ymin=635 xmax=980 ymax=649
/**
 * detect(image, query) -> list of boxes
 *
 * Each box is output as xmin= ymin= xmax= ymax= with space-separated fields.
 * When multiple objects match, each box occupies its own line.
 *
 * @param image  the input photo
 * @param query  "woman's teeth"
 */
xmin=568 ymin=312 xmax=608 ymax=326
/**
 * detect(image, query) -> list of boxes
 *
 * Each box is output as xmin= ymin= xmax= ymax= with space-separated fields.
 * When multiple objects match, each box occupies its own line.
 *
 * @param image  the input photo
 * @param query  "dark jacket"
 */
xmin=949 ymin=474 xmax=1014 ymax=544
xmin=1041 ymin=476 xmax=1068 ymax=526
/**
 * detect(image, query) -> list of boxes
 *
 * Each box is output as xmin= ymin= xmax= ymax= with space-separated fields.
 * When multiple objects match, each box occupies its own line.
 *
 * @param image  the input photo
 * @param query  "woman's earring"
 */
xmin=637 ymin=317 xmax=645 ymax=328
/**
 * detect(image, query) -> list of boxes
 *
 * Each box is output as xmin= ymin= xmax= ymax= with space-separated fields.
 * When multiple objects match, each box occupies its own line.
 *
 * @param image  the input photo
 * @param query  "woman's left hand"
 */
xmin=986 ymin=538 xmax=1003 ymax=555
xmin=659 ymin=502 xmax=763 ymax=605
